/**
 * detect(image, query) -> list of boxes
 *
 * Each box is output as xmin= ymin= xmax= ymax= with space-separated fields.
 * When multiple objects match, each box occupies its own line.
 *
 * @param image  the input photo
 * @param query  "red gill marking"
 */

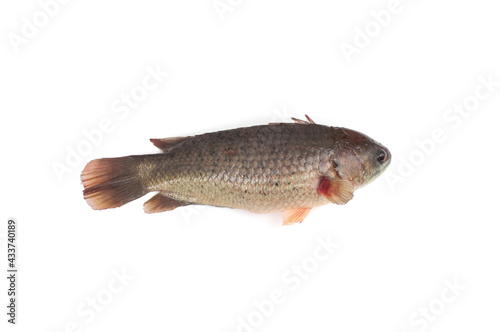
xmin=317 ymin=177 xmax=331 ymax=196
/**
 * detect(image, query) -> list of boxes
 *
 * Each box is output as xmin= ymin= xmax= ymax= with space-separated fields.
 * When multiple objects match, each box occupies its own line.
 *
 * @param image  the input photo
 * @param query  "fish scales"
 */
xmin=141 ymin=124 xmax=332 ymax=213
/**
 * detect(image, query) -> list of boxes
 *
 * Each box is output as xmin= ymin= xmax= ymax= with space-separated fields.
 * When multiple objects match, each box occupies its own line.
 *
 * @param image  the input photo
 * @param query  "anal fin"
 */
xmin=282 ymin=208 xmax=312 ymax=226
xmin=143 ymin=193 xmax=191 ymax=214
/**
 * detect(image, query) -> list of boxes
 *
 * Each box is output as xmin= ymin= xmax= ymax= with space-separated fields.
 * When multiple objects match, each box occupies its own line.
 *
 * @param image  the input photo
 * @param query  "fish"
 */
xmin=81 ymin=115 xmax=391 ymax=225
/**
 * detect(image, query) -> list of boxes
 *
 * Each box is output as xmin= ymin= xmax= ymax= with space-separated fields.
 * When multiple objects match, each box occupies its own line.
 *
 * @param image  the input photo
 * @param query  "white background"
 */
xmin=1 ymin=0 xmax=500 ymax=331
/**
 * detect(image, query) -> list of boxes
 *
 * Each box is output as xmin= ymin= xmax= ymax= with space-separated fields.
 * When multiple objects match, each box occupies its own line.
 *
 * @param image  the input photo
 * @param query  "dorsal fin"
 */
xmin=150 ymin=136 xmax=191 ymax=152
xmin=270 ymin=114 xmax=317 ymax=126
xmin=291 ymin=114 xmax=316 ymax=124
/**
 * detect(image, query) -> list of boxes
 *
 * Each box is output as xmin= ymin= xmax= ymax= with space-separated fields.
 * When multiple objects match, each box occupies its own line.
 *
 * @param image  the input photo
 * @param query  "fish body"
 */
xmin=81 ymin=116 xmax=391 ymax=225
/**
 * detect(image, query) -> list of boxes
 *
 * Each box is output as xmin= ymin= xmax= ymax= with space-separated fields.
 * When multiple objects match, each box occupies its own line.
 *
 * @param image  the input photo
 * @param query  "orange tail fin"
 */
xmin=81 ymin=156 xmax=147 ymax=210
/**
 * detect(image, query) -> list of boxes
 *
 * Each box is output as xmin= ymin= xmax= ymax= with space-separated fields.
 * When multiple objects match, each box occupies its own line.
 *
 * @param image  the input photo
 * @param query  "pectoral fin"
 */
xmin=317 ymin=177 xmax=354 ymax=205
xmin=143 ymin=193 xmax=191 ymax=214
xmin=282 ymin=208 xmax=312 ymax=226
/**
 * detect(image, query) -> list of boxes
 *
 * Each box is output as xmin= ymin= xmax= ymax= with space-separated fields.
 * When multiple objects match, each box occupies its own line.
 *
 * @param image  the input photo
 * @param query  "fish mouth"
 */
xmin=381 ymin=149 xmax=391 ymax=170
xmin=384 ymin=148 xmax=392 ymax=166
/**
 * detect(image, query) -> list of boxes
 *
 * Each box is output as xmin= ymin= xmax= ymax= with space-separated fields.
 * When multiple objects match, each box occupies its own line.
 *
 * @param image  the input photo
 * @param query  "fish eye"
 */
xmin=376 ymin=149 xmax=387 ymax=164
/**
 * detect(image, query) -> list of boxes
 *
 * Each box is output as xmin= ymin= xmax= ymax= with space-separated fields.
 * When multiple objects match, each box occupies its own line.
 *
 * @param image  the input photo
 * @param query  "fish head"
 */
xmin=329 ymin=127 xmax=391 ymax=189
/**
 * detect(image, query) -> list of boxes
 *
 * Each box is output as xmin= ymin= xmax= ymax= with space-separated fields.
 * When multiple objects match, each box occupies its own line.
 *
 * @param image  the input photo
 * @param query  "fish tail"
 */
xmin=81 ymin=156 xmax=148 ymax=210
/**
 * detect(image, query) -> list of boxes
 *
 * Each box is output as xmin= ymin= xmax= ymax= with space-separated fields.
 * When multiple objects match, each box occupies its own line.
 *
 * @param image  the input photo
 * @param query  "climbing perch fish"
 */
xmin=81 ymin=115 xmax=391 ymax=225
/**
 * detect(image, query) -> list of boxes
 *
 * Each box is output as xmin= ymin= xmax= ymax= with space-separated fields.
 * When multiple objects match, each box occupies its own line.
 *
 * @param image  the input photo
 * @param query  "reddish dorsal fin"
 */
xmin=282 ymin=207 xmax=312 ymax=225
xmin=143 ymin=193 xmax=191 ymax=214
xmin=317 ymin=177 xmax=354 ymax=205
xmin=271 ymin=115 xmax=317 ymax=126
xmin=291 ymin=114 xmax=316 ymax=125
xmin=150 ymin=136 xmax=190 ymax=152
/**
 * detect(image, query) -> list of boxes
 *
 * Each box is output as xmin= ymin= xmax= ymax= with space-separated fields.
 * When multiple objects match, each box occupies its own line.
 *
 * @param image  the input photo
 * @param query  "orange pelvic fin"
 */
xmin=317 ymin=177 xmax=354 ymax=205
xmin=143 ymin=193 xmax=191 ymax=214
xmin=282 ymin=208 xmax=312 ymax=226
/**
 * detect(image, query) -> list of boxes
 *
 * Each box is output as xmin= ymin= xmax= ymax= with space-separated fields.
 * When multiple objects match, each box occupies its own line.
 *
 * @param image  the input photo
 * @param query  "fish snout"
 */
xmin=375 ymin=146 xmax=391 ymax=169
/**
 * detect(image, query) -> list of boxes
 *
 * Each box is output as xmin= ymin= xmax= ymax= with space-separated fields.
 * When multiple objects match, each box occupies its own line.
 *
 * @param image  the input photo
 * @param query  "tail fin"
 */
xmin=81 ymin=156 xmax=147 ymax=210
